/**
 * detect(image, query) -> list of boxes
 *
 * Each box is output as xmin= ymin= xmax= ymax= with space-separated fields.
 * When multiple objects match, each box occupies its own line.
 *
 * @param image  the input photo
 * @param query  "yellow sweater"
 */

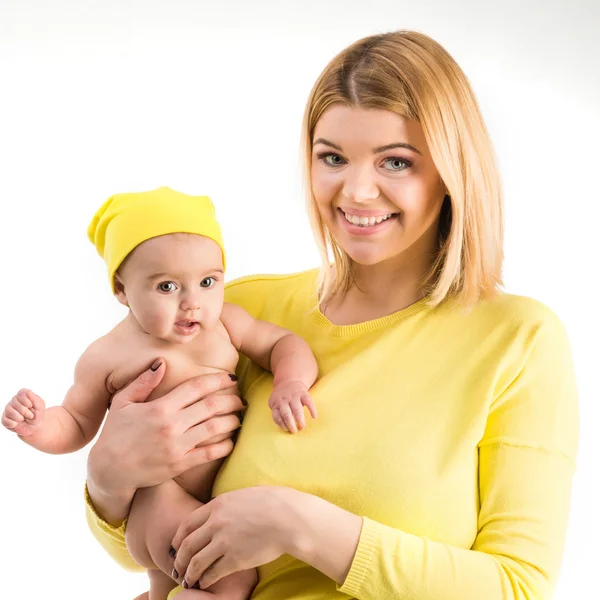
xmin=85 ymin=269 xmax=579 ymax=599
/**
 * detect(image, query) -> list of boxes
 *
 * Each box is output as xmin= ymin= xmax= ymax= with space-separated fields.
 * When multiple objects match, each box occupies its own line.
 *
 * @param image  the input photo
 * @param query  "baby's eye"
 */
xmin=158 ymin=281 xmax=177 ymax=293
xmin=200 ymin=277 xmax=216 ymax=288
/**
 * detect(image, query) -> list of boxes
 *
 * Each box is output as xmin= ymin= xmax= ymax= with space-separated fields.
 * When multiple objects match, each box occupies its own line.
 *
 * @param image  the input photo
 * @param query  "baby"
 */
xmin=2 ymin=187 xmax=319 ymax=600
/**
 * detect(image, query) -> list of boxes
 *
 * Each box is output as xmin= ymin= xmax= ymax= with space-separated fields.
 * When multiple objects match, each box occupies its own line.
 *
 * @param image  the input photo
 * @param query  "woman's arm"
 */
xmin=85 ymin=360 xmax=246 ymax=568
xmin=172 ymin=311 xmax=578 ymax=599
xmin=291 ymin=445 xmax=575 ymax=600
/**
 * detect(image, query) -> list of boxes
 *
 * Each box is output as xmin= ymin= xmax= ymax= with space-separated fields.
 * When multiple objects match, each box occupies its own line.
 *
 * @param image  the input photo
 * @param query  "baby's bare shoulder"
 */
xmin=76 ymin=330 xmax=124 ymax=381
xmin=220 ymin=302 xmax=255 ymax=346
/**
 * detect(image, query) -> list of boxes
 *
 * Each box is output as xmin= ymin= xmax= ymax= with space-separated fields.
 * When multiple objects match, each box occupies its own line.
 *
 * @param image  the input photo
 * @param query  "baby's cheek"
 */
xmin=144 ymin=307 xmax=173 ymax=334
xmin=206 ymin=298 xmax=224 ymax=325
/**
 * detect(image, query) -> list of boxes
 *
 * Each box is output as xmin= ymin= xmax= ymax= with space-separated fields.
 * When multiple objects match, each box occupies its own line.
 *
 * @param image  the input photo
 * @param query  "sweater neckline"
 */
xmin=310 ymin=295 xmax=431 ymax=338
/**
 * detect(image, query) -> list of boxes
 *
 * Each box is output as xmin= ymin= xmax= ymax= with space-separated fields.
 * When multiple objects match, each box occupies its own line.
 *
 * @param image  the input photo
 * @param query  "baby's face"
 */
xmin=115 ymin=233 xmax=225 ymax=343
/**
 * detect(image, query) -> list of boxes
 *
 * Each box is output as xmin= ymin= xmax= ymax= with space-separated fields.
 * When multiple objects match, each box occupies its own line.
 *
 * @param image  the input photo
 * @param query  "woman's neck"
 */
xmin=323 ymin=248 xmax=435 ymax=326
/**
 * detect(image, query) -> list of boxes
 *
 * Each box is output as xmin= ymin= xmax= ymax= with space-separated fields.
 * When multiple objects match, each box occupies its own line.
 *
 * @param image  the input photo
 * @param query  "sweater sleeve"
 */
xmin=338 ymin=310 xmax=579 ymax=600
xmin=84 ymin=484 xmax=145 ymax=573
xmin=84 ymin=485 xmax=187 ymax=597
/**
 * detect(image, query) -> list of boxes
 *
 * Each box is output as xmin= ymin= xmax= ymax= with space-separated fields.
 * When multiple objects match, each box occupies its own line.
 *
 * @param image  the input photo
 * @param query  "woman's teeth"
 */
xmin=342 ymin=211 xmax=396 ymax=227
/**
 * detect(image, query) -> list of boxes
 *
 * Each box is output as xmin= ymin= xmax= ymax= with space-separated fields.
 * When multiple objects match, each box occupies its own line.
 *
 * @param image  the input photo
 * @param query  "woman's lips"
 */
xmin=337 ymin=208 xmax=399 ymax=236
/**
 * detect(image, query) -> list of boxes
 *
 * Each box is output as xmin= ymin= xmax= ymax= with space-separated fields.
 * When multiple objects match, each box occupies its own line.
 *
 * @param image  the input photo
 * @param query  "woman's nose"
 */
xmin=341 ymin=165 xmax=379 ymax=204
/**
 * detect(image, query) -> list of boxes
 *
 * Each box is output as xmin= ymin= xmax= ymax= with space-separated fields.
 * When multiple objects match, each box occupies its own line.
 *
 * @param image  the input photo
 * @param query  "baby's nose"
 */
xmin=181 ymin=293 xmax=201 ymax=311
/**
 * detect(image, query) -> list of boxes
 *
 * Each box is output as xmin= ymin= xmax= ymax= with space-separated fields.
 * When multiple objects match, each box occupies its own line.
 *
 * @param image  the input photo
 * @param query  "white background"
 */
xmin=1 ymin=1 xmax=598 ymax=598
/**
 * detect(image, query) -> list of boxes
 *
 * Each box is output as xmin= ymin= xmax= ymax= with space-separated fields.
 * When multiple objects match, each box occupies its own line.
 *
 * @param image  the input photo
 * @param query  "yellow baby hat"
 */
xmin=87 ymin=187 xmax=226 ymax=292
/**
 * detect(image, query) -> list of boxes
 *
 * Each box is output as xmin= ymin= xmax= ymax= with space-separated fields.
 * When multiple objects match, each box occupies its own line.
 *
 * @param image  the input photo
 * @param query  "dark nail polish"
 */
xmin=229 ymin=374 xmax=238 ymax=381
xmin=172 ymin=568 xmax=179 ymax=580
xmin=241 ymin=397 xmax=248 ymax=406
xmin=182 ymin=580 xmax=189 ymax=589
xmin=193 ymin=581 xmax=201 ymax=589
xmin=151 ymin=359 xmax=163 ymax=372
xmin=168 ymin=546 xmax=176 ymax=558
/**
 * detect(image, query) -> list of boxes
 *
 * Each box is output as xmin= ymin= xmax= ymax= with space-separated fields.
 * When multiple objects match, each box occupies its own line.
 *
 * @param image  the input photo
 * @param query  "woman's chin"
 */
xmin=344 ymin=250 xmax=395 ymax=267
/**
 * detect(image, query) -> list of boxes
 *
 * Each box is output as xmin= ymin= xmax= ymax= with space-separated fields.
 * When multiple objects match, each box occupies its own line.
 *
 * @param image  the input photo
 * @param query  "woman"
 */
xmin=85 ymin=30 xmax=578 ymax=599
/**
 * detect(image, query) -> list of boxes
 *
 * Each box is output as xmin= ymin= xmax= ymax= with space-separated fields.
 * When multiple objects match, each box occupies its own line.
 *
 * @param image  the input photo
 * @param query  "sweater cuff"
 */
xmin=84 ymin=482 xmax=145 ymax=573
xmin=167 ymin=586 xmax=185 ymax=598
xmin=84 ymin=482 xmax=128 ymax=535
xmin=337 ymin=516 xmax=380 ymax=596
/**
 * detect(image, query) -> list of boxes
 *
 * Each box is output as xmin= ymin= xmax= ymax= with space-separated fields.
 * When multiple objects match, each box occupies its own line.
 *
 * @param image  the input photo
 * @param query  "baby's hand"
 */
xmin=268 ymin=380 xmax=317 ymax=434
xmin=2 ymin=389 xmax=45 ymax=437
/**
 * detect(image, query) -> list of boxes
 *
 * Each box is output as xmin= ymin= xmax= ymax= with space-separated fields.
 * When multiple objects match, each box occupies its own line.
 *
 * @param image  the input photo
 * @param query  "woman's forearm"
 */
xmin=285 ymin=491 xmax=363 ymax=585
xmin=86 ymin=446 xmax=137 ymax=526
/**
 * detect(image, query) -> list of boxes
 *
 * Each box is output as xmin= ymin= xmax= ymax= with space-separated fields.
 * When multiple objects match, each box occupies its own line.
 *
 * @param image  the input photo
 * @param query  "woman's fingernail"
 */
xmin=151 ymin=359 xmax=163 ymax=372
xmin=168 ymin=546 xmax=176 ymax=558
xmin=241 ymin=397 xmax=248 ymax=406
xmin=229 ymin=374 xmax=238 ymax=381
xmin=172 ymin=568 xmax=179 ymax=579
xmin=193 ymin=581 xmax=201 ymax=589
xmin=182 ymin=579 xmax=189 ymax=589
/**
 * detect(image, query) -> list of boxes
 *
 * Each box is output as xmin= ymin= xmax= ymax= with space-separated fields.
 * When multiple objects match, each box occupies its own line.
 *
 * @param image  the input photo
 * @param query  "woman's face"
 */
xmin=311 ymin=106 xmax=447 ymax=269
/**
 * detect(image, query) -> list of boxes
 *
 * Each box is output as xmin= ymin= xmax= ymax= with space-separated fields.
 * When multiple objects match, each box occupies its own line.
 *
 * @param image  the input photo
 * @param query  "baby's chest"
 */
xmin=109 ymin=331 xmax=239 ymax=399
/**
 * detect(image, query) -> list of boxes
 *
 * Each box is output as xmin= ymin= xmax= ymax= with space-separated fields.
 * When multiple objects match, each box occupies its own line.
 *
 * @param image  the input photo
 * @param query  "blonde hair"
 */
xmin=302 ymin=30 xmax=503 ymax=308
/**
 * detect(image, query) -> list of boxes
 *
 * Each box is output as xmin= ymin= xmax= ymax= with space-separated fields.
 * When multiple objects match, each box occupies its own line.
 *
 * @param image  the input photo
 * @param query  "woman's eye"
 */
xmin=319 ymin=152 xmax=346 ymax=167
xmin=158 ymin=281 xmax=177 ymax=293
xmin=200 ymin=277 xmax=216 ymax=288
xmin=383 ymin=157 xmax=410 ymax=171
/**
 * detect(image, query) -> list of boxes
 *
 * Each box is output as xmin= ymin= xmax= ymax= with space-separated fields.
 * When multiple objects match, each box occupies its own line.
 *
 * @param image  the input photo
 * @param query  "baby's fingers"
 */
xmin=278 ymin=404 xmax=298 ymax=434
xmin=272 ymin=408 xmax=289 ymax=432
xmin=289 ymin=399 xmax=306 ymax=431
xmin=10 ymin=394 xmax=35 ymax=420
xmin=301 ymin=393 xmax=318 ymax=420
xmin=2 ymin=405 xmax=23 ymax=429
xmin=16 ymin=389 xmax=33 ymax=409
xmin=24 ymin=390 xmax=45 ymax=413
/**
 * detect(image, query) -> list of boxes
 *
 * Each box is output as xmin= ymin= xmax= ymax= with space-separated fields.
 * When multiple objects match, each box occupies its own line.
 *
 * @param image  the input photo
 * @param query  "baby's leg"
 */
xmin=126 ymin=480 xmax=200 ymax=575
xmin=126 ymin=480 xmax=256 ymax=599
xmin=173 ymin=457 xmax=224 ymax=505
xmin=127 ymin=481 xmax=198 ymax=599
xmin=148 ymin=569 xmax=177 ymax=600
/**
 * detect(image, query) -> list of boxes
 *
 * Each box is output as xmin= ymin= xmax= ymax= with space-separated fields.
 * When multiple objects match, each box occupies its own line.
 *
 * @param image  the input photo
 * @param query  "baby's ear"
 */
xmin=113 ymin=273 xmax=129 ymax=307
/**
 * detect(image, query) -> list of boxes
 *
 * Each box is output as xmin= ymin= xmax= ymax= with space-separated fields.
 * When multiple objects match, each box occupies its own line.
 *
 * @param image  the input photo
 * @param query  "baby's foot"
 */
xmin=1 ymin=388 xmax=45 ymax=437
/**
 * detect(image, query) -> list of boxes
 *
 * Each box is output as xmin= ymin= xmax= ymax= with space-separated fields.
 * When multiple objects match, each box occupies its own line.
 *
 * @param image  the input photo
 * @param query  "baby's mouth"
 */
xmin=174 ymin=320 xmax=200 ymax=334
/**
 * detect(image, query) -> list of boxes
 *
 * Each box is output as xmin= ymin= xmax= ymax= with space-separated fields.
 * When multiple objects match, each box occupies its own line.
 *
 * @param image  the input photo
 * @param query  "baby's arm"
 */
xmin=221 ymin=303 xmax=319 ymax=432
xmin=2 ymin=340 xmax=112 ymax=454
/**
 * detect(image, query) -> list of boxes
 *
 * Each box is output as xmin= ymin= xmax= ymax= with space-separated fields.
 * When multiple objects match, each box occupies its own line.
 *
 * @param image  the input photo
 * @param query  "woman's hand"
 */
xmin=171 ymin=485 xmax=363 ymax=590
xmin=86 ymin=359 xmax=245 ymax=525
xmin=170 ymin=486 xmax=299 ymax=590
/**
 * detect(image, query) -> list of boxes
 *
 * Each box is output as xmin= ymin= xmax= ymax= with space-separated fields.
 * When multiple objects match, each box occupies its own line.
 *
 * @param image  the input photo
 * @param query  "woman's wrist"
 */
xmin=86 ymin=445 xmax=136 ymax=526
xmin=281 ymin=488 xmax=363 ymax=585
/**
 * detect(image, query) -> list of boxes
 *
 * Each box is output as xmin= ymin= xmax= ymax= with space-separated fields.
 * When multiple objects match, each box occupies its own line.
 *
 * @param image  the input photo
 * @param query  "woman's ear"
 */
xmin=114 ymin=273 xmax=129 ymax=307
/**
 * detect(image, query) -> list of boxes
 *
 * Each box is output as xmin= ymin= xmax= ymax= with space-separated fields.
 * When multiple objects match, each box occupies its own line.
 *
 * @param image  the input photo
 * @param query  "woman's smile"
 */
xmin=337 ymin=207 xmax=400 ymax=236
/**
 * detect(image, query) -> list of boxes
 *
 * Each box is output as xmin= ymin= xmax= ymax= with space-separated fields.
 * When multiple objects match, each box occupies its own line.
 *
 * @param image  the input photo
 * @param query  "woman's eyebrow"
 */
xmin=373 ymin=142 xmax=422 ymax=155
xmin=313 ymin=138 xmax=422 ymax=156
xmin=313 ymin=138 xmax=342 ymax=151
